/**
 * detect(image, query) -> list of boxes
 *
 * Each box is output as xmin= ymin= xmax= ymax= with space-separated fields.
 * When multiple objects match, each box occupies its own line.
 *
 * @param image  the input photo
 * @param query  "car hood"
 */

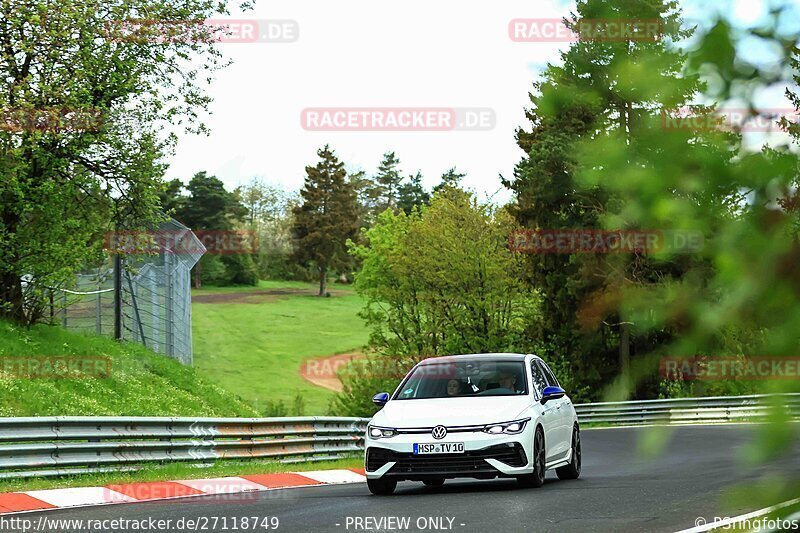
xmin=373 ymin=396 xmax=532 ymax=428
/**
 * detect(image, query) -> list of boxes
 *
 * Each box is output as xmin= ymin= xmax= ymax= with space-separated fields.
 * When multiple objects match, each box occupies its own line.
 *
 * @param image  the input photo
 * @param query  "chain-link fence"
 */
xmin=50 ymin=218 xmax=204 ymax=365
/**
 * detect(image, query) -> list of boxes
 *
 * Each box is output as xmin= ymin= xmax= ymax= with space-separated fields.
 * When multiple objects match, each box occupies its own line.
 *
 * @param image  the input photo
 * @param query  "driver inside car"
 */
xmin=498 ymin=371 xmax=517 ymax=392
xmin=446 ymin=379 xmax=461 ymax=396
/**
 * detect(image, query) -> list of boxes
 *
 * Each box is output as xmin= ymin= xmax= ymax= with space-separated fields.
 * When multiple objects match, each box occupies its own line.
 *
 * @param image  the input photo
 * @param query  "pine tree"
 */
xmin=373 ymin=151 xmax=403 ymax=211
xmin=397 ymin=171 xmax=430 ymax=214
xmin=504 ymin=0 xmax=710 ymax=399
xmin=177 ymin=172 xmax=255 ymax=288
xmin=292 ymin=145 xmax=361 ymax=296
xmin=433 ymin=167 xmax=466 ymax=194
xmin=158 ymin=179 xmax=185 ymax=215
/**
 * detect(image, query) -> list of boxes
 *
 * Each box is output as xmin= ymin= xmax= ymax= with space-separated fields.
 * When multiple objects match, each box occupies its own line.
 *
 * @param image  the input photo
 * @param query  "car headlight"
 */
xmin=483 ymin=418 xmax=530 ymax=435
xmin=368 ymin=426 xmax=397 ymax=439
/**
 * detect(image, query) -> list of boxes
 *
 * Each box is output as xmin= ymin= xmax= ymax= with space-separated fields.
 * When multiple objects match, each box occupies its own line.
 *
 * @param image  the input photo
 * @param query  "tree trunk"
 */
xmin=0 ymin=271 xmax=25 ymax=323
xmin=619 ymin=321 xmax=631 ymax=392
xmin=193 ymin=262 xmax=202 ymax=289
xmin=318 ymin=267 xmax=327 ymax=296
xmin=0 ymin=205 xmax=25 ymax=323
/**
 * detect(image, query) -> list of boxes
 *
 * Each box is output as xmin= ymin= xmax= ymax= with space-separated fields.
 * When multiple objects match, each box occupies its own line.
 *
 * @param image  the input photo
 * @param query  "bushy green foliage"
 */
xmin=506 ymin=0 xmax=800 ymax=514
xmin=335 ymin=189 xmax=539 ymax=415
xmin=169 ymin=172 xmax=258 ymax=287
xmin=236 ymin=179 xmax=301 ymax=281
xmin=570 ymin=12 xmax=800 ymax=402
xmin=504 ymin=0 xmax=722 ymax=402
xmin=262 ymin=392 xmax=306 ymax=417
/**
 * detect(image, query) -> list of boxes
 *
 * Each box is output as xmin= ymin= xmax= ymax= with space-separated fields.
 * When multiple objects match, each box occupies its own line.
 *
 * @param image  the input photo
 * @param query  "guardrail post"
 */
xmin=61 ymin=290 xmax=67 ymax=328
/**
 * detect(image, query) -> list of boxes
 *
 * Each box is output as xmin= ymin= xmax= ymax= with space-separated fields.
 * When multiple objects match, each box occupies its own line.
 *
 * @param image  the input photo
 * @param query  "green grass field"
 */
xmin=0 ymin=319 xmax=259 ymax=417
xmin=191 ymin=280 xmax=369 ymax=415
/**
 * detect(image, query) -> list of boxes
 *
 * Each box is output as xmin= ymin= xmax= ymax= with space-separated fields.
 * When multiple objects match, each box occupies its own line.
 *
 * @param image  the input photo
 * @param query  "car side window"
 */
xmin=529 ymin=361 xmax=547 ymax=399
xmin=538 ymin=361 xmax=561 ymax=388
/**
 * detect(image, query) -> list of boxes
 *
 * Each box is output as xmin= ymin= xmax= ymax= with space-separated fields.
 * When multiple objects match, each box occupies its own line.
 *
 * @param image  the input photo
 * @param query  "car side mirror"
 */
xmin=541 ymin=386 xmax=566 ymax=405
xmin=372 ymin=392 xmax=390 ymax=407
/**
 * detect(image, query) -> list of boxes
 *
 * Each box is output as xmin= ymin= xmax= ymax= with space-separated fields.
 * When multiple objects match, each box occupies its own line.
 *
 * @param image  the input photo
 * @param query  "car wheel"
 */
xmin=517 ymin=426 xmax=545 ymax=488
xmin=367 ymin=478 xmax=397 ymax=495
xmin=422 ymin=478 xmax=445 ymax=488
xmin=556 ymin=425 xmax=581 ymax=480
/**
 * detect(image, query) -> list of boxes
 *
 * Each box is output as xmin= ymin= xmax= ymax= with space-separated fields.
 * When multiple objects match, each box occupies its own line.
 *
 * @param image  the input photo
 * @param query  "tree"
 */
xmin=176 ymin=172 xmax=256 ymax=288
xmin=292 ymin=145 xmax=361 ymax=296
xmin=568 ymin=9 xmax=800 ymax=512
xmin=503 ymin=0 xmax=717 ymax=399
xmin=0 ymin=0 xmax=236 ymax=324
xmin=158 ymin=179 xmax=185 ymax=215
xmin=336 ymin=189 xmax=537 ymax=415
xmin=236 ymin=178 xmax=298 ymax=280
xmin=235 ymin=178 xmax=286 ymax=226
xmin=433 ymin=167 xmax=466 ymax=194
xmin=397 ymin=171 xmax=430 ymax=214
xmin=372 ymin=151 xmax=404 ymax=211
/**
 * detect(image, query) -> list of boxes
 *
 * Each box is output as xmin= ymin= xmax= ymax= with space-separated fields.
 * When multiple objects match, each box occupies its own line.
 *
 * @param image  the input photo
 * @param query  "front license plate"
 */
xmin=413 ymin=442 xmax=465 ymax=454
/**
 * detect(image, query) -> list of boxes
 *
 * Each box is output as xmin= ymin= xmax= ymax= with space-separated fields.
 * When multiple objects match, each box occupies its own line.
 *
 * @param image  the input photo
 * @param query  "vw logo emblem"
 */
xmin=431 ymin=425 xmax=447 ymax=440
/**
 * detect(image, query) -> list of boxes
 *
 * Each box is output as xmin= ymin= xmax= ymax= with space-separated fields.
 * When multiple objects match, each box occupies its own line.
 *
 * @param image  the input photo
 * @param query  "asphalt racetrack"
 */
xmin=8 ymin=424 xmax=799 ymax=533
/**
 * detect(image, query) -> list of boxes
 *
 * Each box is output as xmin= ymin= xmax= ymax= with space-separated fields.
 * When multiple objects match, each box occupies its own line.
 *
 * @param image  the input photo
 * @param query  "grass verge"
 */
xmin=0 ymin=319 xmax=258 ymax=417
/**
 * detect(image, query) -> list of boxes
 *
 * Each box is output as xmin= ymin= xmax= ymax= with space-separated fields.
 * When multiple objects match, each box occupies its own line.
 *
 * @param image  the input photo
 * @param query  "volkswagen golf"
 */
xmin=364 ymin=353 xmax=581 ymax=495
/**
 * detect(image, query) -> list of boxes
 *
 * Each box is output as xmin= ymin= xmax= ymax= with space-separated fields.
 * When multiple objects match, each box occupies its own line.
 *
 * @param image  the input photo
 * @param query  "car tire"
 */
xmin=367 ymin=478 xmax=397 ymax=495
xmin=517 ymin=426 xmax=545 ymax=488
xmin=422 ymin=478 xmax=445 ymax=488
xmin=556 ymin=425 xmax=581 ymax=480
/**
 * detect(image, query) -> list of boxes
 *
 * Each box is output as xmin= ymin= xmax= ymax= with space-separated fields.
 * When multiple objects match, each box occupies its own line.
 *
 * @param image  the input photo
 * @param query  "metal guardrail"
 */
xmin=0 ymin=416 xmax=369 ymax=479
xmin=0 ymin=394 xmax=797 ymax=479
xmin=574 ymin=393 xmax=800 ymax=426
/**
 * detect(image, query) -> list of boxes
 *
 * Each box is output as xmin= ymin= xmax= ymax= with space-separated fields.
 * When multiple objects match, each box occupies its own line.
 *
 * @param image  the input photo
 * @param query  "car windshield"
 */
xmin=394 ymin=360 xmax=528 ymax=400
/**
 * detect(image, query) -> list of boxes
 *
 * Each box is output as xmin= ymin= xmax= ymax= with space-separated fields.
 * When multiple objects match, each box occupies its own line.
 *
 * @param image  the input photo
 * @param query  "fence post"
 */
xmin=125 ymin=270 xmax=147 ymax=348
xmin=95 ymin=278 xmax=102 ymax=336
xmin=166 ymin=253 xmax=174 ymax=357
xmin=114 ymin=254 xmax=122 ymax=340
xmin=61 ymin=290 xmax=67 ymax=328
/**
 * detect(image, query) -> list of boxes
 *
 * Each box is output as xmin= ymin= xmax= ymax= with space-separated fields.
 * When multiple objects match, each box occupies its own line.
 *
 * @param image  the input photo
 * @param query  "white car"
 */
xmin=364 ymin=353 xmax=581 ymax=495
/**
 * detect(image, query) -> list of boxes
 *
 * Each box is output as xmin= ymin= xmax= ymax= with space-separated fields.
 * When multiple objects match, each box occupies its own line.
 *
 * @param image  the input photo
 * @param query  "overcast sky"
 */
xmin=164 ymin=0 xmax=796 ymax=202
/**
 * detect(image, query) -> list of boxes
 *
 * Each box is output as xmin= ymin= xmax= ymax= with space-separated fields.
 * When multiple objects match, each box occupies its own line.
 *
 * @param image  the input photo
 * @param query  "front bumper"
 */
xmin=364 ymin=431 xmax=534 ymax=481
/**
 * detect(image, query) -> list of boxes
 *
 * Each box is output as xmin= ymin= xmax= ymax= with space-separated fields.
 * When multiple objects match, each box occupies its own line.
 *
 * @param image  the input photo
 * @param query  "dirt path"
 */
xmin=192 ymin=287 xmax=348 ymax=304
xmin=299 ymin=351 xmax=364 ymax=392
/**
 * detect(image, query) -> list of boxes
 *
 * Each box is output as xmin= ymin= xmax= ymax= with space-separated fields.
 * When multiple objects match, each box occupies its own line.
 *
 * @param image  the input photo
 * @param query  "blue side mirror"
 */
xmin=541 ymin=386 xmax=566 ymax=404
xmin=372 ymin=392 xmax=390 ymax=407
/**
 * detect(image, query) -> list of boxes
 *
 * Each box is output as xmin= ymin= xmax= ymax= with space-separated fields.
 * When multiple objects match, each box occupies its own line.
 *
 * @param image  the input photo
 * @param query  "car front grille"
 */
xmin=366 ymin=443 xmax=527 ymax=475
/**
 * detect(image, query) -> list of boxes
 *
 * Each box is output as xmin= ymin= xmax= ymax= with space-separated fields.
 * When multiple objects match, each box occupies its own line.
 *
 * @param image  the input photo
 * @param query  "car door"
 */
xmin=529 ymin=360 xmax=560 ymax=462
xmin=536 ymin=360 xmax=570 ymax=458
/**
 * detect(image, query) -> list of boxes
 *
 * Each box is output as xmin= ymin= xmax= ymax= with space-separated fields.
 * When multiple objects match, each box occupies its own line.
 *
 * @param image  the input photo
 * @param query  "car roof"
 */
xmin=417 ymin=353 xmax=535 ymax=365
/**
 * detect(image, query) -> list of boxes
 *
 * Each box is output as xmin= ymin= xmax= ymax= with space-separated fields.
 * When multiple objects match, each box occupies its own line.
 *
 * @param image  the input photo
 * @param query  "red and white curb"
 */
xmin=0 ymin=468 xmax=367 ymax=515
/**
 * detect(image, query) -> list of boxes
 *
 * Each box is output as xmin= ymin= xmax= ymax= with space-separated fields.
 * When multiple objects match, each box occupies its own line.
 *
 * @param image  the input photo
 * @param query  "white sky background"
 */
xmin=164 ymin=0 xmax=796 ymax=202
